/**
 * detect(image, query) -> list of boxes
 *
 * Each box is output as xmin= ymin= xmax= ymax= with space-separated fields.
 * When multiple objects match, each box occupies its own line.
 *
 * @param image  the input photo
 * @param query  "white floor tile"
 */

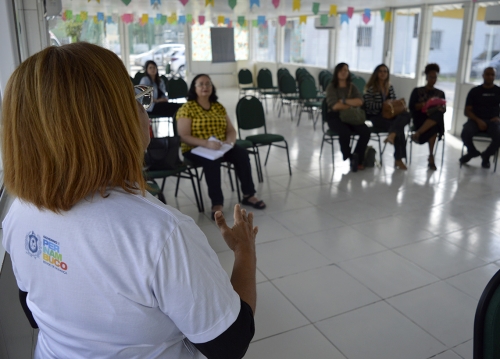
xmin=445 ymin=264 xmax=500 ymax=300
xmin=387 ymin=281 xmax=477 ymax=347
xmin=394 ymin=237 xmax=487 ymax=279
xmin=251 ymin=216 xmax=296 ymax=244
xmin=316 ymin=301 xmax=446 ymax=359
xmin=255 ymin=237 xmax=332 ymax=279
xmin=451 ymin=339 xmax=472 ymax=359
xmin=339 ymin=250 xmax=439 ymax=298
xmin=319 ymin=198 xmax=392 ymax=225
xmin=272 ymin=265 xmax=380 ymax=322
xmin=430 ymin=349 xmax=464 ymax=359
xmin=245 ymin=325 xmax=346 ymax=359
xmin=252 ymin=282 xmax=309 ymax=341
xmin=443 ymin=225 xmax=500 ymax=262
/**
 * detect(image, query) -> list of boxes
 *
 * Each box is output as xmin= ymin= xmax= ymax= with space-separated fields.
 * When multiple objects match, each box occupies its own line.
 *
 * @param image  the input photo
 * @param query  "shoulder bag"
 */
xmin=144 ymin=136 xmax=182 ymax=171
xmin=338 ymin=85 xmax=366 ymax=126
xmin=382 ymin=98 xmax=407 ymax=119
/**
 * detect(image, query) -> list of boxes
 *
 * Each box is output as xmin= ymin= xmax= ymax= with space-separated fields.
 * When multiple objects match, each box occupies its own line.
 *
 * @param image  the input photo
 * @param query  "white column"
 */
xmin=119 ymin=18 xmax=130 ymax=74
xmin=415 ymin=4 xmax=433 ymax=87
xmin=384 ymin=8 xmax=395 ymax=69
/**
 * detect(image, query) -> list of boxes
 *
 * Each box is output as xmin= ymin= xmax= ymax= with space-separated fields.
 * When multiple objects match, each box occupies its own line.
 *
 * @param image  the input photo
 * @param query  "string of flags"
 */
xmin=62 ymin=3 xmax=394 ymax=27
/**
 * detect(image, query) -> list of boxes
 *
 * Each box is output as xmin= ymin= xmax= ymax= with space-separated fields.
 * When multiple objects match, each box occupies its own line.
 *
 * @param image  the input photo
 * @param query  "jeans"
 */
xmin=326 ymin=112 xmax=371 ymax=163
xmin=369 ymin=112 xmax=410 ymax=160
xmin=461 ymin=119 xmax=500 ymax=158
xmin=183 ymin=145 xmax=256 ymax=207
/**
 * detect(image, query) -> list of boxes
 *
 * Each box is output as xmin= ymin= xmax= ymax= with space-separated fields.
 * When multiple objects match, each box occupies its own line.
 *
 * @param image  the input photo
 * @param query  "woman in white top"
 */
xmin=2 ymin=43 xmax=257 ymax=359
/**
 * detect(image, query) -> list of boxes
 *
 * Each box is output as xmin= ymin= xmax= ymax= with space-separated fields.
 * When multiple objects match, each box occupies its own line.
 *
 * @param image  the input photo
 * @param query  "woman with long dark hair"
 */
xmin=325 ymin=63 xmax=370 ymax=171
xmin=177 ymin=74 xmax=266 ymax=219
xmin=139 ymin=60 xmax=180 ymax=118
xmin=364 ymin=64 xmax=410 ymax=170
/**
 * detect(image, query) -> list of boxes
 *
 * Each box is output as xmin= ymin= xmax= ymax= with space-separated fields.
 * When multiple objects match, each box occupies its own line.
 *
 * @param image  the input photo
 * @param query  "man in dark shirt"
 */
xmin=460 ymin=67 xmax=500 ymax=168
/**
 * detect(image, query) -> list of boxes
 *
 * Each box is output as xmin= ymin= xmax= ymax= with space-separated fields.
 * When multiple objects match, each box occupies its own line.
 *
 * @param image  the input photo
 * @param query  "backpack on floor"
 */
xmin=363 ymin=146 xmax=376 ymax=168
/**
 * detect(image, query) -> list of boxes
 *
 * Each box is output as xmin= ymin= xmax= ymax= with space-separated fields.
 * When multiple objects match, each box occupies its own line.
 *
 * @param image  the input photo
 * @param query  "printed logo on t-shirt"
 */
xmin=25 ymin=231 xmax=42 ymax=259
xmin=483 ymin=94 xmax=497 ymax=97
xmin=42 ymin=235 xmax=68 ymax=274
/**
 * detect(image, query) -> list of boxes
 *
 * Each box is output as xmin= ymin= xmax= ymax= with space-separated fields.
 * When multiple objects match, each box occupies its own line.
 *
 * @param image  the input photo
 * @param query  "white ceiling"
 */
xmin=62 ymin=0 xmax=496 ymax=19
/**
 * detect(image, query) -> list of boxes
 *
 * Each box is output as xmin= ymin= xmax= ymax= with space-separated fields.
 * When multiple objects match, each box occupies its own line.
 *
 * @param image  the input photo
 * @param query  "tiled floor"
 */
xmin=158 ymin=88 xmax=500 ymax=359
xmin=3 ymin=87 xmax=499 ymax=358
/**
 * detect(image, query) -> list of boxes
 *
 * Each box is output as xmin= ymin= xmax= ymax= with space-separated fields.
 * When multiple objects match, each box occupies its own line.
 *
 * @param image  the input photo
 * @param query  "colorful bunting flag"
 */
xmin=292 ymin=0 xmax=300 ymax=11
xmin=363 ymin=9 xmax=370 ymax=24
xmin=75 ymin=14 xmax=81 ymax=22
xmin=272 ymin=0 xmax=279 ymax=8
xmin=250 ymin=0 xmax=259 ymax=8
xmin=299 ymin=15 xmax=307 ymax=24
xmin=312 ymin=3 xmax=319 ymax=15
xmin=206 ymin=0 xmax=214 ymax=6
xmin=278 ymin=15 xmax=286 ymax=26
xmin=340 ymin=13 xmax=349 ymax=24
xmin=252 ymin=19 xmax=258 ymax=27
xmin=107 ymin=16 xmax=113 ymax=24
xmin=257 ymin=15 xmax=265 ymax=25
xmin=81 ymin=11 xmax=88 ymax=20
xmin=142 ymin=14 xmax=149 ymax=23
xmin=121 ymin=0 xmax=131 ymax=5
xmin=150 ymin=0 xmax=161 ymax=5
xmin=199 ymin=15 xmax=205 ymax=25
xmin=228 ymin=0 xmax=237 ymax=9
xmin=122 ymin=14 xmax=133 ymax=23
xmin=329 ymin=5 xmax=337 ymax=16
xmin=224 ymin=17 xmax=230 ymax=24
xmin=218 ymin=15 xmax=225 ymax=24
xmin=66 ymin=10 xmax=73 ymax=20
xmin=384 ymin=11 xmax=391 ymax=22
xmin=238 ymin=16 xmax=245 ymax=26
xmin=93 ymin=16 xmax=98 ymax=24
xmin=347 ymin=7 xmax=354 ymax=18
xmin=178 ymin=15 xmax=186 ymax=24
xmin=149 ymin=18 xmax=154 ymax=24
xmin=97 ymin=12 xmax=104 ymax=21
xmin=161 ymin=15 xmax=167 ymax=24
xmin=187 ymin=14 xmax=192 ymax=23
xmin=320 ymin=14 xmax=328 ymax=26
xmin=179 ymin=0 xmax=188 ymax=5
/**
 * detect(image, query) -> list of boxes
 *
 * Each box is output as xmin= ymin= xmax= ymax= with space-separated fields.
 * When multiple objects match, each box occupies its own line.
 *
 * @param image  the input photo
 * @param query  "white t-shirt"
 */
xmin=2 ymin=189 xmax=240 ymax=359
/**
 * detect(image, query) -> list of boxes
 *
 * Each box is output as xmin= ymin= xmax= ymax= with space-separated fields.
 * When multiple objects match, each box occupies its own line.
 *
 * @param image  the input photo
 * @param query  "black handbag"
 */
xmin=144 ymin=136 xmax=182 ymax=171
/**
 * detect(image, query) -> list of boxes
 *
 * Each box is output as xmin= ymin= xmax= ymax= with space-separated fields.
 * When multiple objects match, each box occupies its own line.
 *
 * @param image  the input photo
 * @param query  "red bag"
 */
xmin=422 ymin=97 xmax=446 ymax=113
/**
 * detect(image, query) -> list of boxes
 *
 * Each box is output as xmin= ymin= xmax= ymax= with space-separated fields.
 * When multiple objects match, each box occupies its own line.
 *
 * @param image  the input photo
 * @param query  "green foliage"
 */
xmin=65 ymin=20 xmax=82 ymax=42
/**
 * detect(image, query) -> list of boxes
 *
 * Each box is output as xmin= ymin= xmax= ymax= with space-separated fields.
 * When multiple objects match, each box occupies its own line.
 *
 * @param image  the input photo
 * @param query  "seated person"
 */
xmin=325 ymin=62 xmax=370 ymax=172
xmin=460 ymin=67 xmax=500 ymax=169
xmin=139 ymin=60 xmax=180 ymax=119
xmin=2 ymin=43 xmax=256 ymax=359
xmin=408 ymin=63 xmax=446 ymax=171
xmin=176 ymin=74 xmax=266 ymax=219
xmin=364 ymin=64 xmax=410 ymax=170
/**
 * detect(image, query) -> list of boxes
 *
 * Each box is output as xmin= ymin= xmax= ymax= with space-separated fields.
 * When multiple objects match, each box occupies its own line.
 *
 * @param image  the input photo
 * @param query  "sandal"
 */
xmin=241 ymin=196 xmax=266 ymax=209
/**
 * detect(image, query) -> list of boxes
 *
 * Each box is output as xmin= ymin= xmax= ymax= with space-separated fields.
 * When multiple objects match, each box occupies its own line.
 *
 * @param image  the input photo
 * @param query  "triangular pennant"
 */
xmin=75 ymin=14 xmax=82 ymax=22
xmin=347 ymin=7 xmax=354 ymax=18
xmin=364 ymin=8 xmax=371 ymax=17
xmin=107 ymin=15 xmax=113 ymax=24
xmin=238 ymin=16 xmax=245 ymax=26
xmin=121 ymin=0 xmax=131 ymax=5
xmin=97 ymin=12 xmax=104 ymax=21
xmin=329 ymin=5 xmax=337 ymax=16
xmin=278 ymin=15 xmax=286 ymax=26
xmin=121 ymin=14 xmax=132 ymax=23
xmin=257 ymin=15 xmax=265 ymax=25
xmin=229 ymin=20 xmax=232 ymax=27
xmin=66 ymin=10 xmax=73 ymax=20
xmin=362 ymin=14 xmax=370 ymax=24
xmin=384 ymin=11 xmax=391 ymax=22
xmin=206 ymin=0 xmax=214 ymax=7
xmin=340 ymin=13 xmax=349 ymax=24
xmin=224 ymin=17 xmax=230 ymax=24
xmin=170 ymin=13 xmax=178 ymax=24
xmin=149 ymin=18 xmax=154 ymax=24
xmin=299 ymin=15 xmax=307 ymax=24
xmin=81 ymin=11 xmax=88 ymax=20
xmin=292 ymin=0 xmax=300 ymax=11
xmin=218 ymin=15 xmax=225 ymax=24
xmin=252 ymin=19 xmax=258 ymax=27
xmin=157 ymin=13 xmax=162 ymax=20
xmin=228 ymin=0 xmax=237 ymax=10
xmin=187 ymin=14 xmax=192 ymax=22
xmin=199 ymin=15 xmax=205 ymax=25
xmin=250 ymin=0 xmax=259 ymax=8
xmin=161 ymin=15 xmax=167 ymax=24
xmin=272 ymin=0 xmax=279 ymax=8
xmin=178 ymin=15 xmax=186 ymax=24
xmin=142 ymin=14 xmax=149 ymax=23
xmin=380 ymin=9 xmax=386 ymax=21
xmin=312 ymin=3 xmax=319 ymax=15
xmin=93 ymin=16 xmax=98 ymax=24
xmin=179 ymin=0 xmax=188 ymax=5
xmin=320 ymin=14 xmax=328 ymax=26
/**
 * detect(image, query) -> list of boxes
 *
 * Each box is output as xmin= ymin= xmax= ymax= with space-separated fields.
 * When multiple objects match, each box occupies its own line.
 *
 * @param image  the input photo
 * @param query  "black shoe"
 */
xmin=481 ymin=154 xmax=491 ymax=169
xmin=459 ymin=151 xmax=481 ymax=164
xmin=350 ymin=153 xmax=359 ymax=172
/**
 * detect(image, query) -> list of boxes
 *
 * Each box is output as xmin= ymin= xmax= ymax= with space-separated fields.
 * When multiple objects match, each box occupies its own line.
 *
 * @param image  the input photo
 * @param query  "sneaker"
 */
xmin=459 ymin=150 xmax=481 ymax=164
xmin=481 ymin=154 xmax=491 ymax=169
xmin=350 ymin=153 xmax=359 ymax=172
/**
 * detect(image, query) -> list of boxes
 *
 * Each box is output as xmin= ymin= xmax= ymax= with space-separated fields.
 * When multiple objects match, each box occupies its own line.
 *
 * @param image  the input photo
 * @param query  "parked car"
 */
xmin=168 ymin=50 xmax=186 ymax=78
xmin=132 ymin=44 xmax=184 ymax=67
xmin=471 ymin=50 xmax=500 ymax=77
xmin=49 ymin=31 xmax=61 ymax=46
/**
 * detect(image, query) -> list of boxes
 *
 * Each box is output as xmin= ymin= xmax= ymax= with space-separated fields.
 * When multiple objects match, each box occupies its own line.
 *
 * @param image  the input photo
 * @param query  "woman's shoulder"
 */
xmin=211 ymin=102 xmax=227 ymax=113
xmin=139 ymin=76 xmax=152 ymax=85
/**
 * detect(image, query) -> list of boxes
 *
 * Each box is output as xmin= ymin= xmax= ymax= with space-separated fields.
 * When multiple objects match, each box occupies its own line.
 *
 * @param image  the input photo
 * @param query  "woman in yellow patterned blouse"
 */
xmin=177 ymin=74 xmax=266 ymax=219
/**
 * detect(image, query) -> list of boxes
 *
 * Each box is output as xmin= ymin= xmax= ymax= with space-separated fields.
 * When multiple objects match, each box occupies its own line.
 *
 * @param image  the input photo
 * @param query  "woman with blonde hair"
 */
xmin=2 ymin=43 xmax=256 ymax=359
xmin=364 ymin=64 xmax=410 ymax=170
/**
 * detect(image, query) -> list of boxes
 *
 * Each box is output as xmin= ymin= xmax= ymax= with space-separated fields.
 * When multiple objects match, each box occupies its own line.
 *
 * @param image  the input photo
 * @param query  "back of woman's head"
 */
xmin=2 ymin=42 xmax=146 ymax=212
xmin=366 ymin=64 xmax=390 ymax=93
xmin=187 ymin=74 xmax=218 ymax=102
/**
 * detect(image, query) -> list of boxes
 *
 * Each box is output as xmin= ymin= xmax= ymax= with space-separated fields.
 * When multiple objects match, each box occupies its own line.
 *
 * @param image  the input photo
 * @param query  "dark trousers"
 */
xmin=149 ymin=102 xmax=182 ymax=118
xmin=461 ymin=120 xmax=500 ymax=158
xmin=369 ymin=112 xmax=410 ymax=160
xmin=183 ymin=145 xmax=256 ymax=207
xmin=326 ymin=112 xmax=370 ymax=163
